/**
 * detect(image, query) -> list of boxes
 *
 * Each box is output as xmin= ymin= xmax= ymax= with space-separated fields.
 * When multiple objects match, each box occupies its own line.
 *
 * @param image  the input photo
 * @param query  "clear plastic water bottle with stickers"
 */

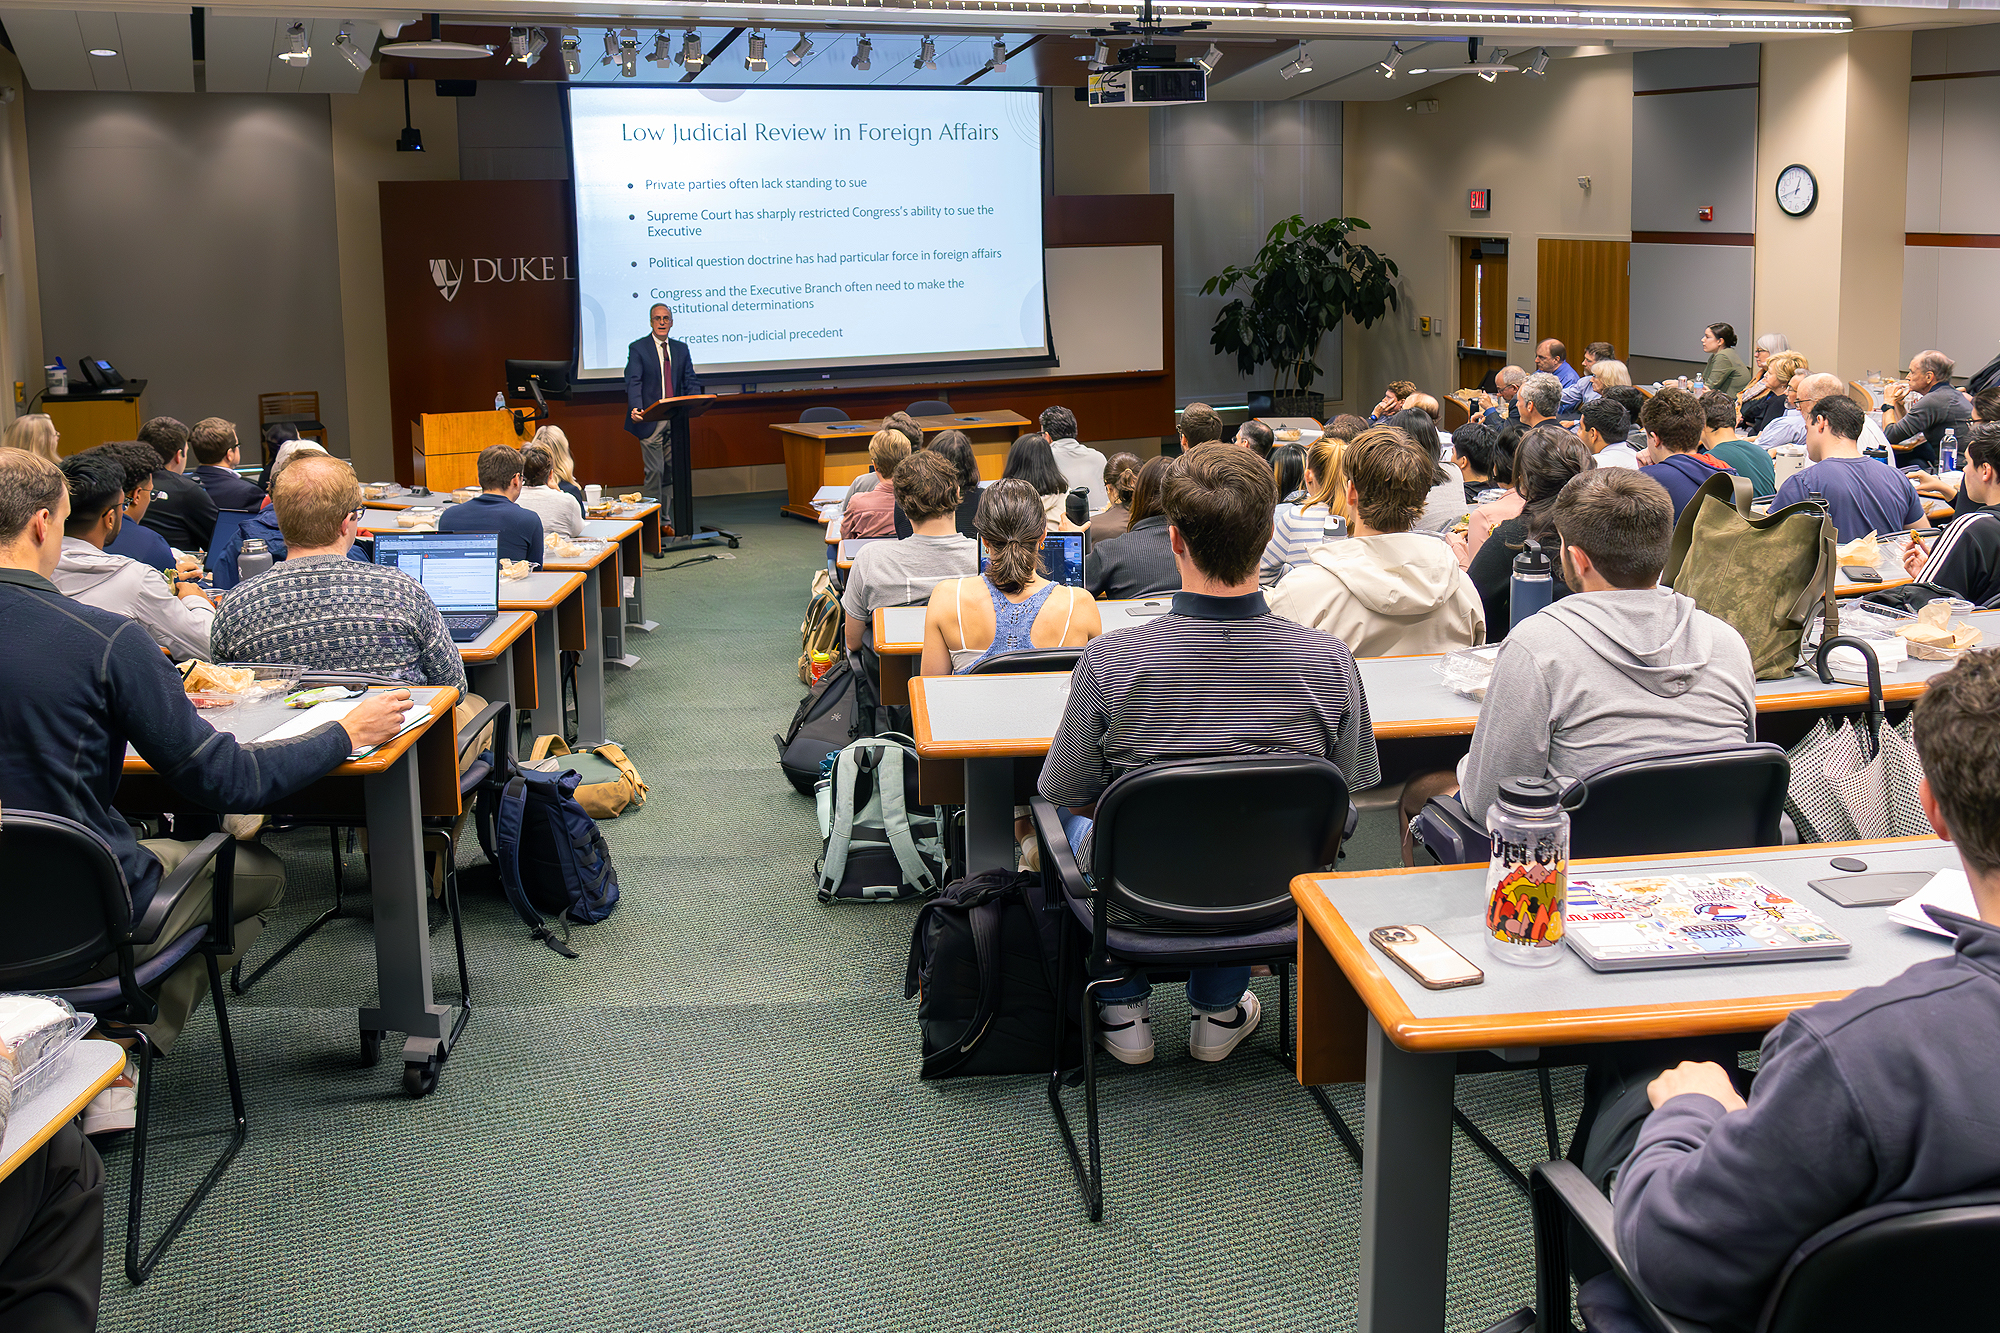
xmin=1484 ymin=776 xmax=1569 ymax=966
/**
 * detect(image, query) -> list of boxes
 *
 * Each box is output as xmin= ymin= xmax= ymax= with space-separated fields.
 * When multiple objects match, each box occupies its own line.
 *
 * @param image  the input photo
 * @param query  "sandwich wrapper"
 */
xmin=1896 ymin=601 xmax=1982 ymax=660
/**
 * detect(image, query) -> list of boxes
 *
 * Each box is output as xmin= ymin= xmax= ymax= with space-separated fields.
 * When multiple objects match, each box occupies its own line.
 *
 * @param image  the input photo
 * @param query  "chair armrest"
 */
xmin=1028 ymin=795 xmax=1089 ymax=910
xmin=456 ymin=699 xmax=510 ymax=767
xmin=128 ymin=830 xmax=234 ymax=951
xmin=1530 ymin=1162 xmax=1712 ymax=1333
xmin=1413 ymin=795 xmax=1485 ymax=866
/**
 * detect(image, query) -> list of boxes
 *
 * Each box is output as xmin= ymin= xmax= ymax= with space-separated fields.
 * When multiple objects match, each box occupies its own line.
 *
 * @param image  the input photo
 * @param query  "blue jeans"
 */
xmin=1060 ymin=810 xmax=1251 ymax=1011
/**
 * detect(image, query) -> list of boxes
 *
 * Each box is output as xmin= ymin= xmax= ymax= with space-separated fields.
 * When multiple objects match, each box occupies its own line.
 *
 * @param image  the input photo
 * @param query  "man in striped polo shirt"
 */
xmin=1040 ymin=444 xmax=1380 ymax=1066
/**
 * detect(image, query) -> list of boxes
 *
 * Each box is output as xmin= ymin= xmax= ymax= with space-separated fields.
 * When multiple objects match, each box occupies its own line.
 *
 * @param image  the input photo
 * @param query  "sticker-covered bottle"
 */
xmin=1483 ymin=776 xmax=1569 ymax=967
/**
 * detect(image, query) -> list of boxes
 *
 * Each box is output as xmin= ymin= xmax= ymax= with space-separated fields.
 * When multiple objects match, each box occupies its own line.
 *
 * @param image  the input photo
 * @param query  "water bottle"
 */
xmin=237 ymin=539 xmax=273 ymax=582
xmin=1323 ymin=515 xmax=1349 ymax=542
xmin=45 ymin=359 xmax=66 ymax=396
xmin=1510 ymin=538 xmax=1555 ymax=628
xmin=494 ymin=390 xmax=506 ymax=410
xmin=1940 ymin=428 xmax=1959 ymax=474
xmin=1483 ymin=776 xmax=1569 ymax=967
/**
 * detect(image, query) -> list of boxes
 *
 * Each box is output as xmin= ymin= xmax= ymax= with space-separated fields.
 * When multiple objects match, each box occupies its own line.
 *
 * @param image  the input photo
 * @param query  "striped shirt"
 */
xmin=210 ymin=553 xmax=468 ymax=692
xmin=1038 ymin=590 xmax=1380 ymax=861
xmin=1261 ymin=501 xmax=1337 ymax=587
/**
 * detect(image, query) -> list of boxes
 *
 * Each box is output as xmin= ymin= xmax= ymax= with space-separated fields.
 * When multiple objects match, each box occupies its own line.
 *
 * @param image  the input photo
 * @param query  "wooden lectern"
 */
xmin=412 ymin=409 xmax=523 ymax=492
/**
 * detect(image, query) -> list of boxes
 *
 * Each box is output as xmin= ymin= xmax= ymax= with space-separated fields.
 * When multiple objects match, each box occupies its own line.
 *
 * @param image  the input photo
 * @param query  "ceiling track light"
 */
xmin=335 ymin=23 xmax=371 ymax=72
xmin=915 ymin=35 xmax=937 ymax=71
xmin=988 ymin=37 xmax=1008 ymax=71
xmin=508 ymin=27 xmax=546 ymax=68
xmin=1194 ymin=43 xmax=1223 ymax=76
xmin=1279 ymin=44 xmax=1313 ymax=80
xmin=1089 ymin=38 xmax=1111 ymax=67
xmin=745 ymin=30 xmax=768 ymax=71
xmin=1525 ymin=48 xmax=1550 ymax=77
xmin=601 ymin=29 xmax=618 ymax=64
xmin=1477 ymin=47 xmax=1511 ymax=81
xmin=561 ymin=29 xmax=581 ymax=76
xmin=278 ymin=20 xmax=311 ymax=66
xmin=851 ymin=34 xmax=872 ymax=70
xmin=786 ymin=33 xmax=815 ymax=66
xmin=677 ymin=30 xmax=705 ymax=69
xmin=648 ymin=31 xmax=672 ymax=66
xmin=1378 ymin=41 xmax=1403 ymax=77
xmin=617 ymin=28 xmax=638 ymax=78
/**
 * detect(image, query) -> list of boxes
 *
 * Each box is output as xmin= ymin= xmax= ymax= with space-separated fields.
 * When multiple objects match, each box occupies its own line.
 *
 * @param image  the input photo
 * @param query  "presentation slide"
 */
xmin=567 ymin=86 xmax=1048 ymax=383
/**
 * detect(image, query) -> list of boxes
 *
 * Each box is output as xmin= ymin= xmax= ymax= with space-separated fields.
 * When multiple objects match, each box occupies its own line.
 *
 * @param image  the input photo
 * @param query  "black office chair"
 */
xmin=799 ymin=406 xmax=846 ymax=424
xmin=1409 ymin=743 xmax=1791 ymax=1189
xmin=906 ymin=399 xmax=953 ymax=417
xmin=1030 ymin=755 xmax=1351 ymax=1221
xmin=0 ymin=813 xmax=242 ymax=1284
xmin=1411 ymin=743 xmax=1792 ymax=867
xmin=963 ymin=647 xmax=1084 ymax=676
xmin=1528 ymin=1162 xmax=2000 ymax=1333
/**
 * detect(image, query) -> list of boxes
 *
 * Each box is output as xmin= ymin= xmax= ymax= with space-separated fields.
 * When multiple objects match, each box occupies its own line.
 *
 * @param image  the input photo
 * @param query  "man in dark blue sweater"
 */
xmin=0 ymin=450 xmax=413 ymax=1057
xmin=1572 ymin=648 xmax=2000 ymax=1331
xmin=437 ymin=445 xmax=545 ymax=566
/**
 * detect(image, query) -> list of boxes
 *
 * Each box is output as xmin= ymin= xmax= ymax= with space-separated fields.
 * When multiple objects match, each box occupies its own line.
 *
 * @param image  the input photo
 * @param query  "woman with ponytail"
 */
xmin=921 ymin=478 xmax=1101 ymax=675
xmin=1260 ymin=435 xmax=1351 ymax=587
xmin=1086 ymin=452 xmax=1142 ymax=545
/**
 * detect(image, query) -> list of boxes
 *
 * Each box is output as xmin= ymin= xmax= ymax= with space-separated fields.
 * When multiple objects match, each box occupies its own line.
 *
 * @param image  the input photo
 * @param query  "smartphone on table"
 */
xmin=1368 ymin=925 xmax=1485 ymax=989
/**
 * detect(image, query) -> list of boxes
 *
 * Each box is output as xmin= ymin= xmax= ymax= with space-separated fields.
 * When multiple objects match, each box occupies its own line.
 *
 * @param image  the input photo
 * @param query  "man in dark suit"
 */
xmin=187 ymin=418 xmax=268 ymax=512
xmin=624 ymin=303 xmax=703 ymax=518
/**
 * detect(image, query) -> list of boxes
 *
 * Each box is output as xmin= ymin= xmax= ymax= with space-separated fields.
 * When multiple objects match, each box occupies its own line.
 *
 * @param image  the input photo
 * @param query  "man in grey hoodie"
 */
xmin=1457 ymin=467 xmax=1755 ymax=827
xmin=52 ymin=452 xmax=216 ymax=662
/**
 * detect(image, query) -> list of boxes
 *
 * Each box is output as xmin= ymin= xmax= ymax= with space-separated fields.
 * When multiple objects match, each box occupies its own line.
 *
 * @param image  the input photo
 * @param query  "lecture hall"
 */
xmin=3 ymin=4 xmax=2000 ymax=1330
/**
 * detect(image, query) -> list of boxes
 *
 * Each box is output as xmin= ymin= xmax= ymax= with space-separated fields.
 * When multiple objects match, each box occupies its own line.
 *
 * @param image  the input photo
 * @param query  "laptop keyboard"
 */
xmin=443 ymin=614 xmax=491 ymax=632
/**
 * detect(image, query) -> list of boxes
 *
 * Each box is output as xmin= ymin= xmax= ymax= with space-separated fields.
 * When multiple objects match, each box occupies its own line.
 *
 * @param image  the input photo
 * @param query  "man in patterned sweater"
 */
xmin=1039 ymin=444 xmax=1380 ymax=1067
xmin=211 ymin=454 xmax=467 ymax=692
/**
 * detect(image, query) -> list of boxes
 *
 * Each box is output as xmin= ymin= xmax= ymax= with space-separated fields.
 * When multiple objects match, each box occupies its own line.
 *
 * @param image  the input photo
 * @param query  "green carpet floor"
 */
xmin=94 ymin=492 xmax=1572 ymax=1332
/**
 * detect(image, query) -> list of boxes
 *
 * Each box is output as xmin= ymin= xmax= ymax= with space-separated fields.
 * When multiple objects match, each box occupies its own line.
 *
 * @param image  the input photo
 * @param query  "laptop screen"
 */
xmin=980 ymin=531 xmax=1086 ymax=587
xmin=372 ymin=532 xmax=500 ymax=614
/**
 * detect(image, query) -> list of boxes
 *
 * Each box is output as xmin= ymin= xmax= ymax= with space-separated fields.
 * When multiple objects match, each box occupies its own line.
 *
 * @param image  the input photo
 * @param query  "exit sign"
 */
xmin=1469 ymin=188 xmax=1491 ymax=215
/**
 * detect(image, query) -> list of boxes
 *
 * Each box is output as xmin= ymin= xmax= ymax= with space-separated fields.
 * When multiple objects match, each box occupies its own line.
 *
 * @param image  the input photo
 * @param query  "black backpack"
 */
xmin=475 ymin=762 xmax=619 ymax=958
xmin=904 ymin=870 xmax=1082 ymax=1078
xmin=777 ymin=655 xmax=864 ymax=795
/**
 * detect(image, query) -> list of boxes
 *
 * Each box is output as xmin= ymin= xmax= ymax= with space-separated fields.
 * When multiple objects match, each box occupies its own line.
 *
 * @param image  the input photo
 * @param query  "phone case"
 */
xmin=1369 ymin=925 xmax=1484 ymax=989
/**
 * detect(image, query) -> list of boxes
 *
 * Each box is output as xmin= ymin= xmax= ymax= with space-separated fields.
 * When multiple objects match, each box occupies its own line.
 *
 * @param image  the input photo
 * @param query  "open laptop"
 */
xmin=372 ymin=531 xmax=500 ymax=642
xmin=980 ymin=531 xmax=1086 ymax=587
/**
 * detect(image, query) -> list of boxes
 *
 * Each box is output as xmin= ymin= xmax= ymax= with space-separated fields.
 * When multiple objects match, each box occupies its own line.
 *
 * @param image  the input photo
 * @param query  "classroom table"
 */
xmin=116 ymin=685 xmax=464 ymax=1093
xmin=1290 ymin=836 xmax=1957 ymax=1333
xmin=871 ymin=597 xmax=1170 ymax=706
xmin=498 ymin=570 xmax=592 ymax=744
xmin=547 ymin=523 xmax=642 ymax=671
xmin=591 ymin=507 xmax=661 ymax=629
xmin=911 ymin=611 xmax=2000 ymax=875
xmin=457 ymin=610 xmax=537 ymax=719
xmin=0 ymin=1038 xmax=125 ymax=1182
xmin=773 ymin=411 xmax=1033 ymax=520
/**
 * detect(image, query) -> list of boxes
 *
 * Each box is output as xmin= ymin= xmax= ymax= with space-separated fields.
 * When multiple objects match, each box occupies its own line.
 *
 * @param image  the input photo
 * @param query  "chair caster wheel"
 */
xmin=727 ymin=537 xmax=740 ymax=549
xmin=403 ymin=1061 xmax=438 ymax=1097
xmin=360 ymin=1030 xmax=381 ymax=1067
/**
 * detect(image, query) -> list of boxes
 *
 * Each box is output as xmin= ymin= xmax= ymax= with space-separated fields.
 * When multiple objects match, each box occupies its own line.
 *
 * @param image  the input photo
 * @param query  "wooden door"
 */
xmin=1457 ymin=238 xmax=1508 ymax=391
xmin=1536 ymin=239 xmax=1630 ymax=365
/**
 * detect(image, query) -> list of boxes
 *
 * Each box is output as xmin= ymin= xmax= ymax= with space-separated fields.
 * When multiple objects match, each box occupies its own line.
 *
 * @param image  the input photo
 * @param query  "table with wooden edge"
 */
xmin=0 ymin=1039 xmax=126 ymax=1183
xmin=499 ymin=570 xmax=590 ymax=744
xmin=578 ymin=517 xmax=647 ymax=656
xmin=586 ymin=506 xmax=662 ymax=625
xmin=871 ymin=597 xmax=1171 ymax=707
xmin=116 ymin=685 xmax=465 ymax=1093
xmin=909 ymin=615 xmax=2000 ymax=876
xmin=772 ymin=411 xmax=1033 ymax=521
xmin=541 ymin=541 xmax=625 ymax=756
xmin=457 ymin=610 xmax=538 ymax=722
xmin=1289 ymin=836 xmax=1957 ymax=1333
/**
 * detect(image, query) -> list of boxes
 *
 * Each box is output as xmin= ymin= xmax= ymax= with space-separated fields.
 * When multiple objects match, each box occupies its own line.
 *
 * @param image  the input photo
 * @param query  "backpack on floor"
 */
xmin=799 ymin=570 xmax=845 ymax=684
xmin=479 ymin=762 xmax=621 ymax=957
xmin=815 ymin=734 xmax=945 ymax=903
xmin=525 ymin=735 xmax=648 ymax=819
xmin=777 ymin=654 xmax=865 ymax=795
xmin=904 ymin=869 xmax=1083 ymax=1078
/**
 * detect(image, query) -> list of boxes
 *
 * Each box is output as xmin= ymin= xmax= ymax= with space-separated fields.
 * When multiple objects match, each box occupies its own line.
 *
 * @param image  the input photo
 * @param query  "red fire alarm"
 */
xmin=1469 ymin=188 xmax=1491 ymax=215
xmin=1697 ymin=206 xmax=1714 ymax=223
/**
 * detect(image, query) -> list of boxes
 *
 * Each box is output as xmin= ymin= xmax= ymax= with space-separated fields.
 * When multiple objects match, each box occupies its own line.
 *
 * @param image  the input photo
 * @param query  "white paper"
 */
xmin=1887 ymin=868 xmax=1977 ymax=938
xmin=253 ymin=698 xmax=433 ymax=757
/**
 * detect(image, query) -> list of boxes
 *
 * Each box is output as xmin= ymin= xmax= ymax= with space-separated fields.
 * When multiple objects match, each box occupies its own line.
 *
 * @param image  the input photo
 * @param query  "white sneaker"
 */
xmin=83 ymin=1056 xmax=138 ymax=1137
xmin=1189 ymin=991 xmax=1262 ymax=1063
xmin=1095 ymin=998 xmax=1155 ymax=1065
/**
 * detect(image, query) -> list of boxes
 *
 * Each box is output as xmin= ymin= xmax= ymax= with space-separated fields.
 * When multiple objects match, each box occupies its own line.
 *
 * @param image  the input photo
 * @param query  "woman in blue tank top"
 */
xmin=921 ymin=478 xmax=1101 ymax=676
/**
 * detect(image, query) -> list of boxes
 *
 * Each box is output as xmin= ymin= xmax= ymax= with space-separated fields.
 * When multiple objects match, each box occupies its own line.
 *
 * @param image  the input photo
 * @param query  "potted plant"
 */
xmin=1201 ymin=215 xmax=1401 ymax=420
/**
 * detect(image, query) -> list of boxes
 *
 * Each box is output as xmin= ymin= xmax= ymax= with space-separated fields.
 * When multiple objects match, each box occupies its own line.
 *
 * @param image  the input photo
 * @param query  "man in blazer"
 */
xmin=624 ymin=303 xmax=704 ymax=517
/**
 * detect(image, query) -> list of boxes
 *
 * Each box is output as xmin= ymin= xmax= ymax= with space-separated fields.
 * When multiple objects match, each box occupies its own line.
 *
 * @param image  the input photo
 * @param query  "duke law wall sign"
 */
xmin=427 ymin=256 xmax=576 ymax=302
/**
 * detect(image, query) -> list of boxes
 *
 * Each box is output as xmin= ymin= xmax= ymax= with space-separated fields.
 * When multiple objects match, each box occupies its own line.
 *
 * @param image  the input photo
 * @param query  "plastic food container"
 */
xmin=2 ymin=995 xmax=97 ymax=1102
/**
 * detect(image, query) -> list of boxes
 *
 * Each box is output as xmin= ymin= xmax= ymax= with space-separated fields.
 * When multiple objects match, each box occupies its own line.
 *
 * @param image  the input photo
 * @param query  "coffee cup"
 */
xmin=585 ymin=484 xmax=603 ymax=504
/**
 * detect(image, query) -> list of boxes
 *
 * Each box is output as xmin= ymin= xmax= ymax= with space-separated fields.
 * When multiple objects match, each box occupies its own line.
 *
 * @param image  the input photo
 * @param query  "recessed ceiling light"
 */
xmin=88 ymin=48 xmax=117 ymax=57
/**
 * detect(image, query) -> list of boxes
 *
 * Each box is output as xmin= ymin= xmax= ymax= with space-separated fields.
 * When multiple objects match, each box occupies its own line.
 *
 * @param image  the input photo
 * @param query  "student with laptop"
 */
xmin=437 ymin=445 xmax=545 ymax=566
xmin=372 ymin=532 xmax=502 ymax=644
xmin=211 ymin=454 xmax=468 ymax=692
xmin=921 ymin=478 xmax=1100 ymax=676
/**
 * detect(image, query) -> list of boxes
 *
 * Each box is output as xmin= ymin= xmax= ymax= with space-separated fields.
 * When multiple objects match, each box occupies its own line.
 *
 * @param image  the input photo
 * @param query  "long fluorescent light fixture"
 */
xmin=602 ymin=4 xmax=1849 ymax=37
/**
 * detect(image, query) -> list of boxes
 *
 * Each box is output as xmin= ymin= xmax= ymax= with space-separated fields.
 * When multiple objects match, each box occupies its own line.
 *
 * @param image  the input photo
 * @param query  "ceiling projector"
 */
xmin=1087 ymin=44 xmax=1207 ymax=107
